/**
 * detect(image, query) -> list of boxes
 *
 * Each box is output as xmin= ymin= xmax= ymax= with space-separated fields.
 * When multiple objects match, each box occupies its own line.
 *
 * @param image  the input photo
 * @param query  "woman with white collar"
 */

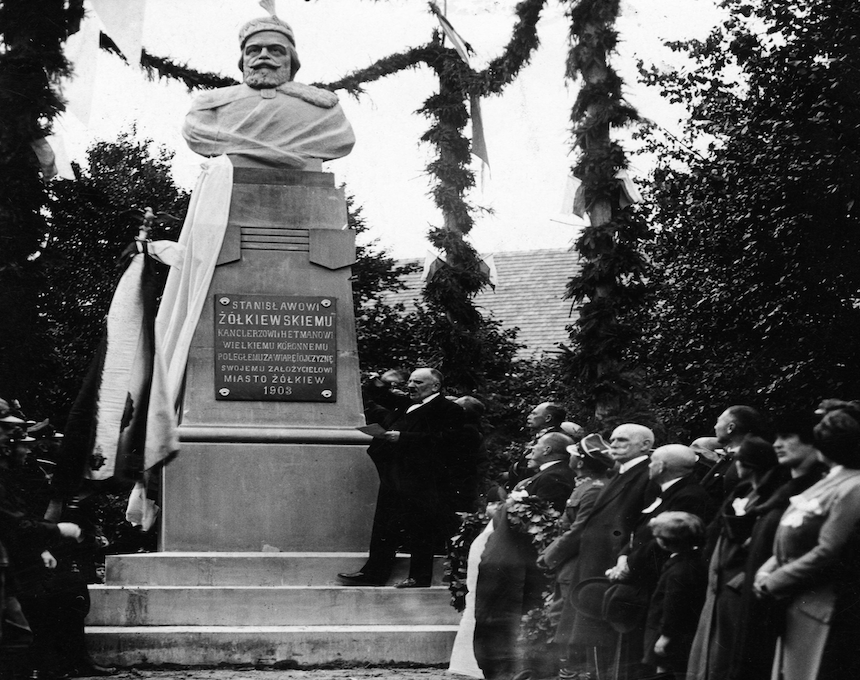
xmin=754 ymin=400 xmax=860 ymax=680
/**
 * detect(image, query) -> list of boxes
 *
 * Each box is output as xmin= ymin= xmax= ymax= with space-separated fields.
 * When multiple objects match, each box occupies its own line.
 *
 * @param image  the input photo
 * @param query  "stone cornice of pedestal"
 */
xmin=177 ymin=424 xmax=372 ymax=444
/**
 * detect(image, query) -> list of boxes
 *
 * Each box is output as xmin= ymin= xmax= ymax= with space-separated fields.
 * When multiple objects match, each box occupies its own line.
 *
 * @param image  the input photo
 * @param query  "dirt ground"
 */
xmin=104 ymin=669 xmax=468 ymax=680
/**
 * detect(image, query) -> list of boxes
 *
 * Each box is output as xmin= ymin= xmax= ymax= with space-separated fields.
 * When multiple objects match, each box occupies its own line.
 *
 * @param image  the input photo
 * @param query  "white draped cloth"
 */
xmin=183 ymin=83 xmax=355 ymax=168
xmin=126 ymin=156 xmax=234 ymax=530
xmin=448 ymin=521 xmax=494 ymax=678
xmin=155 ymin=155 xmax=235 ymax=408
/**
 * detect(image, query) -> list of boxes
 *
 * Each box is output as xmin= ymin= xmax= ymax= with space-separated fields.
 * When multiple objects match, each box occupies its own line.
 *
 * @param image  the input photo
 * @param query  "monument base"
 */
xmin=162 ymin=437 xmax=378 ymax=552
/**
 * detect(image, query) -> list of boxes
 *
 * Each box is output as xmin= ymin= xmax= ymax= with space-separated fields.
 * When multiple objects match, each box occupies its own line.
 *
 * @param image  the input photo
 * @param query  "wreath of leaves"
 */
xmin=446 ymin=510 xmax=491 ymax=612
xmin=505 ymin=491 xmax=563 ymax=552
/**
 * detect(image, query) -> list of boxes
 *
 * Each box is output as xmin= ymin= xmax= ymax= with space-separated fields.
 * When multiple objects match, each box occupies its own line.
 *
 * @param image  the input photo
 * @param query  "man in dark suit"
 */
xmin=505 ymin=402 xmax=567 ymax=490
xmin=604 ymin=445 xmax=713 ymax=677
xmin=609 ymin=444 xmax=714 ymax=587
xmin=474 ymin=431 xmax=577 ymax=680
xmin=701 ymin=405 xmax=764 ymax=505
xmin=540 ymin=423 xmax=656 ymax=679
xmin=338 ymin=367 xmax=464 ymax=588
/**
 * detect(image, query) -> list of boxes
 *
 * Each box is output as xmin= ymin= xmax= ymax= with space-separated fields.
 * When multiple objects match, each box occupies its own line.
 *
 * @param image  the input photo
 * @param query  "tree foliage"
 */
xmin=42 ymin=132 xmax=188 ymax=423
xmin=0 ymin=0 xmax=83 ymax=412
xmin=636 ymin=0 xmax=860 ymax=439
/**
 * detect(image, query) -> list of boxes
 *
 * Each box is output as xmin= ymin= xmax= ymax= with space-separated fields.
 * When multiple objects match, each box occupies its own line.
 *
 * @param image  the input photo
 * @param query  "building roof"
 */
xmin=380 ymin=248 xmax=581 ymax=358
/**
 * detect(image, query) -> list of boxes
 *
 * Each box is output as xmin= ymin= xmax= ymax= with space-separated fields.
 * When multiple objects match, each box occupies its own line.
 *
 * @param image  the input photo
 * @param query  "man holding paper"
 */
xmin=341 ymin=368 xmax=465 ymax=588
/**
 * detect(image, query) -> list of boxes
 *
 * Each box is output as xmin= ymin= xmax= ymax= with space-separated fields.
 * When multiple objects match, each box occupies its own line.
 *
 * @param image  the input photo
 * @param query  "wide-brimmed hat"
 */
xmin=0 ymin=397 xmax=27 ymax=425
xmin=570 ymin=577 xmax=613 ymax=620
xmin=567 ymin=433 xmax=613 ymax=470
xmin=602 ymin=582 xmax=649 ymax=633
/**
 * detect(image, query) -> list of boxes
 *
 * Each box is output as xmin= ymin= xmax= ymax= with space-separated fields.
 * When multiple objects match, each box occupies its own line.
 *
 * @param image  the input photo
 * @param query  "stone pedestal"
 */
xmin=161 ymin=166 xmax=378 ymax=552
xmin=88 ymin=166 xmax=458 ymax=667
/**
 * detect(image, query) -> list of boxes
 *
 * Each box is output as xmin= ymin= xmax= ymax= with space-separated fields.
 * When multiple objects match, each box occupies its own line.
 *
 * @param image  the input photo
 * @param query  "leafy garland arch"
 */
xmin=123 ymin=0 xmax=551 ymax=389
xmin=0 ymin=0 xmax=646 ymax=412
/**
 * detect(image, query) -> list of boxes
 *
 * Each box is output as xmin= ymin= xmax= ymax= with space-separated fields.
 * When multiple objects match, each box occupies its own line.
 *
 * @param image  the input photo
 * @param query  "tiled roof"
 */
xmin=379 ymin=248 xmax=581 ymax=358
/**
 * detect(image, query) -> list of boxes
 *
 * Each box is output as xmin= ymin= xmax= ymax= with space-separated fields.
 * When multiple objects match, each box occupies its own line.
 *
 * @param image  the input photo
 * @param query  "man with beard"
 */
xmin=183 ymin=11 xmax=354 ymax=168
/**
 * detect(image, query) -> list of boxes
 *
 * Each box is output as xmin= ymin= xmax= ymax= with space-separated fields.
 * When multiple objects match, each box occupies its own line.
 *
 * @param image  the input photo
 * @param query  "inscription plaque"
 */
xmin=214 ymin=293 xmax=337 ymax=402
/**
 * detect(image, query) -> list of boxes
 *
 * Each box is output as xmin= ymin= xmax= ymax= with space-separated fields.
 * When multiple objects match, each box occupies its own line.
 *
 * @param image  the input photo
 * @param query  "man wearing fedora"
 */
xmin=474 ymin=431 xmax=577 ymax=680
xmin=539 ymin=434 xmax=615 ymax=680
xmin=541 ymin=423 xmax=656 ymax=680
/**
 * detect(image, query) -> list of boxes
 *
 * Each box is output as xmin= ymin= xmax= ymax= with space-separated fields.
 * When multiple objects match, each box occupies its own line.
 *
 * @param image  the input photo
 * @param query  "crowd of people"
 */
xmin=5 ymin=366 xmax=860 ymax=680
xmin=353 ymin=368 xmax=860 ymax=680
xmin=439 ymin=398 xmax=860 ymax=680
xmin=0 ymin=399 xmax=113 ymax=680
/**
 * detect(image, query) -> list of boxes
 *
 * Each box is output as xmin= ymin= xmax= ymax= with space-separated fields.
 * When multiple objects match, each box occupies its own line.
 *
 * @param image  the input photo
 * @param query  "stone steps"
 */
xmin=86 ymin=624 xmax=458 ymax=666
xmin=89 ymin=585 xmax=459 ymax=626
xmin=88 ymin=552 xmax=460 ymax=667
xmin=106 ymin=551 xmax=447 ymax=587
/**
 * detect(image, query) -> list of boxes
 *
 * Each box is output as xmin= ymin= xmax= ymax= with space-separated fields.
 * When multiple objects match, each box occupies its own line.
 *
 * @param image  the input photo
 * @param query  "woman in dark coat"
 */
xmin=686 ymin=435 xmax=781 ymax=680
xmin=754 ymin=400 xmax=860 ymax=680
xmin=727 ymin=412 xmax=827 ymax=680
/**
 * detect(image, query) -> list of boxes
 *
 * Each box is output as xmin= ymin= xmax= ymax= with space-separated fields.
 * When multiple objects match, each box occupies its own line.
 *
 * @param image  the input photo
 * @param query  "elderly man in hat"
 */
xmin=183 ymin=9 xmax=354 ymax=168
xmin=538 ymin=434 xmax=614 ymax=680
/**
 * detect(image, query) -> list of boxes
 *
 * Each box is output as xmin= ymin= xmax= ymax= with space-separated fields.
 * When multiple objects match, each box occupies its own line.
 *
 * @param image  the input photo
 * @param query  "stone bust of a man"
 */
xmin=182 ymin=14 xmax=355 ymax=169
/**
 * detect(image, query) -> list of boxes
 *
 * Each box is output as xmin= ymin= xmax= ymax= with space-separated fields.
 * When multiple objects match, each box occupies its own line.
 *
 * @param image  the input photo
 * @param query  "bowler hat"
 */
xmin=570 ymin=577 xmax=613 ymax=620
xmin=602 ymin=582 xmax=649 ymax=633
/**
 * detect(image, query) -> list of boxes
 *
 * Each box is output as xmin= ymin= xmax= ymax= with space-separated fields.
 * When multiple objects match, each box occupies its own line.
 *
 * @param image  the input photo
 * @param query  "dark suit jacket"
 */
xmin=505 ymin=425 xmax=566 ymax=490
xmin=562 ymin=458 xmax=656 ymax=645
xmin=624 ymin=474 xmax=714 ymax=589
xmin=643 ymin=550 xmax=709 ymax=669
xmin=543 ymin=458 xmax=654 ymax=570
xmin=474 ymin=459 xmax=577 ymax=668
xmin=515 ymin=460 xmax=579 ymax=511
xmin=368 ymin=394 xmax=465 ymax=511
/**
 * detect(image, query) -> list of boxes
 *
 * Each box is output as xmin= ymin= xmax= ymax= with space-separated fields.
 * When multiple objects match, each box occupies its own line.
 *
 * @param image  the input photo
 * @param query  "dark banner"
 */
xmin=214 ymin=293 xmax=337 ymax=402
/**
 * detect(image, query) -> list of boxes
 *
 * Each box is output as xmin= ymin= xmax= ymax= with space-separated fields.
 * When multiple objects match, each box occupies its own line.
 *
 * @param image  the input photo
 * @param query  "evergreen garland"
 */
xmin=561 ymin=0 xmax=650 ymax=418
xmin=95 ymin=0 xmax=549 ymax=388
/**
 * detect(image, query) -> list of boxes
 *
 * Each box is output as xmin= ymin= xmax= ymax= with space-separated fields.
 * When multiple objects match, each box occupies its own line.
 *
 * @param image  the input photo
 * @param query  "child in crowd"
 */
xmin=642 ymin=511 xmax=708 ymax=680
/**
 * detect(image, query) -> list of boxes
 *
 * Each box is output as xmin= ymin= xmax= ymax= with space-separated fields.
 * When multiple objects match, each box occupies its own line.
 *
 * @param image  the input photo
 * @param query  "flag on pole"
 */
xmin=560 ymin=174 xmax=587 ymax=218
xmin=421 ymin=250 xmax=498 ymax=289
xmin=429 ymin=2 xmax=473 ymax=64
xmin=55 ymin=239 xmax=183 ymax=525
xmin=470 ymin=94 xmax=491 ymax=188
xmin=91 ymin=0 xmax=147 ymax=65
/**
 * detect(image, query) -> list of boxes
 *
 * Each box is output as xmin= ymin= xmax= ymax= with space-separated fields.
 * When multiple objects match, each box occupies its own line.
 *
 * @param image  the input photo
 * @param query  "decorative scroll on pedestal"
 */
xmin=214 ymin=293 xmax=337 ymax=402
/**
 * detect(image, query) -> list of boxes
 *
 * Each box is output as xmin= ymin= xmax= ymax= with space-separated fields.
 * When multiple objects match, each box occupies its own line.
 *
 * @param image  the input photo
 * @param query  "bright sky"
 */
xmin=56 ymin=0 xmax=724 ymax=258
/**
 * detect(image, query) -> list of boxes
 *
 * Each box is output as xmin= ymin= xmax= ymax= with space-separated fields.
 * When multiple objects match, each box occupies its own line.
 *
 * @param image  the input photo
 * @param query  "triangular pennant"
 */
xmin=92 ymin=0 xmax=147 ymax=65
